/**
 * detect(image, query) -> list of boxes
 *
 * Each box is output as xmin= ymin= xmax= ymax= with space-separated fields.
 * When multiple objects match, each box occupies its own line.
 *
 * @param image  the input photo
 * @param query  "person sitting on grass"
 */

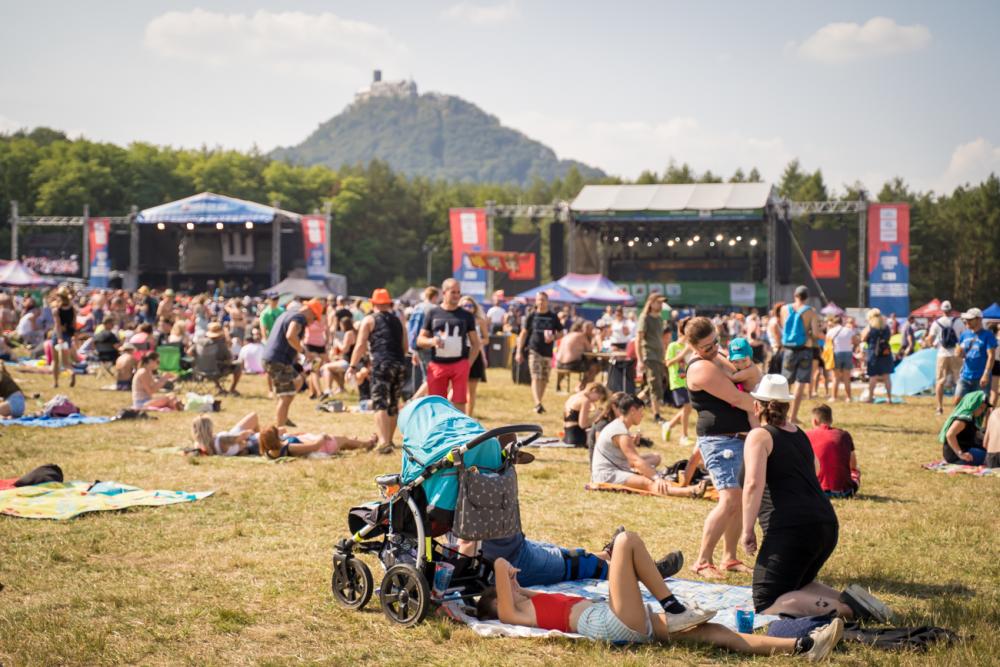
xmin=0 ymin=361 xmax=27 ymax=419
xmin=591 ymin=393 xmax=707 ymax=498
xmin=132 ymin=351 xmax=181 ymax=411
xmin=563 ymin=382 xmax=608 ymax=447
xmin=982 ymin=403 xmax=1000 ymax=468
xmin=939 ymin=390 xmax=988 ymax=465
xmin=741 ymin=374 xmax=894 ymax=623
xmin=806 ymin=404 xmax=860 ymax=498
xmin=476 ymin=531 xmax=843 ymax=660
xmin=190 ymin=413 xmax=376 ymax=457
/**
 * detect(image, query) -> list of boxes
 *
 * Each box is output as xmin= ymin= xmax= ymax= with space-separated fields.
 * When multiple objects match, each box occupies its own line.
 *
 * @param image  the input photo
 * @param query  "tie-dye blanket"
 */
xmin=922 ymin=460 xmax=1000 ymax=476
xmin=441 ymin=576 xmax=776 ymax=638
xmin=0 ymin=480 xmax=212 ymax=520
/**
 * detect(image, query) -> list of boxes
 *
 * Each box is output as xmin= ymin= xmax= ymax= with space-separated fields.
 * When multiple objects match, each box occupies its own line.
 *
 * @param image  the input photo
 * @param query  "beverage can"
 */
xmin=432 ymin=561 xmax=455 ymax=599
xmin=735 ymin=606 xmax=755 ymax=634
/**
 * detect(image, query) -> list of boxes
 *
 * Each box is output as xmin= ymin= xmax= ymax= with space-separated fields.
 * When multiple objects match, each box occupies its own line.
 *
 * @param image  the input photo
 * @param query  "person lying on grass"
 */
xmin=591 ymin=393 xmax=707 ymax=498
xmin=190 ymin=412 xmax=376 ymax=458
xmin=939 ymin=390 xmax=988 ymax=465
xmin=475 ymin=531 xmax=843 ymax=660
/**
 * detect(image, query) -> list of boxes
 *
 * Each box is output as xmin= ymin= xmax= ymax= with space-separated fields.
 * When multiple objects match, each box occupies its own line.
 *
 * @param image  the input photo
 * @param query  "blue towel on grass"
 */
xmin=0 ymin=414 xmax=111 ymax=428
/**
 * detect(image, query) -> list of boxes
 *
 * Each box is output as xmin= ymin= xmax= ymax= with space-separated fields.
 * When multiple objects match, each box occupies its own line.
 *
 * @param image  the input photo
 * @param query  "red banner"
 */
xmin=88 ymin=217 xmax=110 ymax=287
xmin=810 ymin=250 xmax=841 ymax=279
xmin=449 ymin=208 xmax=488 ymax=297
xmin=465 ymin=250 xmax=535 ymax=278
xmin=301 ymin=215 xmax=327 ymax=279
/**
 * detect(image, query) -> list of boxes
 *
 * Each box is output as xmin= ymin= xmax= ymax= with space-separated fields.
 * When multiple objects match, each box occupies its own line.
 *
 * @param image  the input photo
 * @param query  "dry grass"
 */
xmin=1 ymin=368 xmax=998 ymax=666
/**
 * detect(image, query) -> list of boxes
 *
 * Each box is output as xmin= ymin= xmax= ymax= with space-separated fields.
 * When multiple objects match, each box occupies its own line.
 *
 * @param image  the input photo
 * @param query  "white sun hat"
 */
xmin=750 ymin=374 xmax=794 ymax=402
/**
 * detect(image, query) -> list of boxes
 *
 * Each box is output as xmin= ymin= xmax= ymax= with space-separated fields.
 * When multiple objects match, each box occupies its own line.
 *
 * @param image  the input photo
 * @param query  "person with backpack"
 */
xmin=777 ymin=286 xmax=823 ymax=424
xmin=406 ymin=286 xmax=439 ymax=400
xmin=860 ymin=308 xmax=894 ymax=403
xmin=925 ymin=300 xmax=966 ymax=414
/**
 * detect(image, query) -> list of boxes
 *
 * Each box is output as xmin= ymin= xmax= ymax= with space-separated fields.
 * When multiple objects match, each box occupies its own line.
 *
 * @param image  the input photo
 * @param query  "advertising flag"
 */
xmin=449 ymin=208 xmax=488 ymax=298
xmin=867 ymin=204 xmax=910 ymax=315
xmin=301 ymin=215 xmax=328 ymax=279
xmin=88 ymin=217 xmax=110 ymax=288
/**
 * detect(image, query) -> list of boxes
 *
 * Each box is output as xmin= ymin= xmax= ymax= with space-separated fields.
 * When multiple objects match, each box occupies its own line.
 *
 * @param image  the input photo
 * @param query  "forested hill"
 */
xmin=270 ymin=92 xmax=605 ymax=185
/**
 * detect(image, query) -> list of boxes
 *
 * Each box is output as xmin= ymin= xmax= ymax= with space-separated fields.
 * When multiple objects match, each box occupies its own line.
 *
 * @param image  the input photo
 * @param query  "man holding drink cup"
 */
xmin=516 ymin=291 xmax=565 ymax=414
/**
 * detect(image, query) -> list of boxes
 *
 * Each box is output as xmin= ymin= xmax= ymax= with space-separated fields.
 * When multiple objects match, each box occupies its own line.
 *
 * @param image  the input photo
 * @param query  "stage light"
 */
xmin=653 ymin=236 xmax=660 ymax=243
xmin=675 ymin=237 xmax=681 ymax=242
xmin=692 ymin=235 xmax=700 ymax=242
xmin=156 ymin=222 xmax=165 ymax=231
xmin=686 ymin=240 xmax=694 ymax=247
xmin=750 ymin=238 xmax=759 ymax=246
xmin=667 ymin=240 xmax=675 ymax=247
xmin=215 ymin=222 xmax=224 ymax=230
xmin=185 ymin=222 xmax=194 ymax=231
xmin=613 ymin=235 xmax=620 ymax=243
xmin=245 ymin=221 xmax=254 ymax=230
xmin=709 ymin=241 xmax=716 ymax=247
xmin=736 ymin=235 xmax=742 ymax=241
xmin=715 ymin=233 xmax=723 ymax=242
xmin=633 ymin=236 xmax=640 ymax=242
xmin=627 ymin=240 xmax=635 ymax=247
xmin=728 ymin=239 xmax=736 ymax=246
xmin=646 ymin=241 xmax=653 ymax=247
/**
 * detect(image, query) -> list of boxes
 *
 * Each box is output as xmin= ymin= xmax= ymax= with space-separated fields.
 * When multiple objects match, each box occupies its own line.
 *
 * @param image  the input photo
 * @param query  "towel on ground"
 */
xmin=0 ymin=414 xmax=110 ymax=428
xmin=922 ymin=460 xmax=999 ymax=477
xmin=585 ymin=482 xmax=719 ymax=502
xmin=0 ymin=480 xmax=212 ymax=520
xmin=441 ymin=576 xmax=776 ymax=639
xmin=134 ymin=445 xmax=299 ymax=463
xmin=525 ymin=437 xmax=575 ymax=448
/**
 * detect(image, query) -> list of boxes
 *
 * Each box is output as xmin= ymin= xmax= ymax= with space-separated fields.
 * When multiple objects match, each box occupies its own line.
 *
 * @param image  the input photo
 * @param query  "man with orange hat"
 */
xmin=263 ymin=297 xmax=324 ymax=426
xmin=350 ymin=288 xmax=408 ymax=453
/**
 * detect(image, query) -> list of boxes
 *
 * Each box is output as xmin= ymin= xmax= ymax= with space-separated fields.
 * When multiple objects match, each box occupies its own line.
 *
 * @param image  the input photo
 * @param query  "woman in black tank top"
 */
xmin=684 ymin=317 xmax=757 ymax=580
xmin=740 ymin=374 xmax=891 ymax=622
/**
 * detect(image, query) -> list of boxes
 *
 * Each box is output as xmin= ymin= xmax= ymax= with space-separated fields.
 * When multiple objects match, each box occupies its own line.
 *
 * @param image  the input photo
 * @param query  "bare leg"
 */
xmin=467 ymin=379 xmax=479 ymax=417
xmin=231 ymin=412 xmax=258 ymax=432
xmin=681 ymin=448 xmax=702 ymax=487
xmin=374 ymin=409 xmax=396 ymax=447
xmin=721 ymin=503 xmax=742 ymax=564
xmin=935 ymin=379 xmax=945 ymax=412
xmin=693 ymin=488 xmax=741 ymax=573
xmin=52 ymin=346 xmax=60 ymax=387
xmin=762 ymin=580 xmax=853 ymax=619
xmin=228 ymin=368 xmax=242 ymax=393
xmin=640 ymin=453 xmax=661 ymax=467
xmin=885 ymin=375 xmax=892 ymax=402
xmin=607 ymin=532 xmax=675 ymax=633
xmin=790 ymin=382 xmax=806 ymax=423
xmin=275 ymin=394 xmax=295 ymax=426
xmin=65 ymin=349 xmax=76 ymax=387
xmin=530 ymin=377 xmax=544 ymax=405
xmin=663 ymin=622 xmax=797 ymax=654
xmin=866 ymin=376 xmax=876 ymax=403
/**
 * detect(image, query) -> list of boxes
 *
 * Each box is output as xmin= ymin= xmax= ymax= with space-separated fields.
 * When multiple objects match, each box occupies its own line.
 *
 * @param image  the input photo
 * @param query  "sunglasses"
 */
xmin=696 ymin=337 xmax=719 ymax=352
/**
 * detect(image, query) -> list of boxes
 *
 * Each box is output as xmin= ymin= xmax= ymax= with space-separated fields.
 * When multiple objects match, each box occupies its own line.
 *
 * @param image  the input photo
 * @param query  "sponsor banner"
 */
xmin=449 ymin=208 xmax=488 ymax=297
xmin=466 ymin=250 xmax=535 ymax=278
xmin=867 ymin=204 xmax=910 ymax=315
xmin=811 ymin=250 xmax=841 ymax=279
xmin=88 ymin=217 xmax=110 ymax=287
xmin=625 ymin=281 xmax=768 ymax=308
xmin=301 ymin=215 xmax=328 ymax=279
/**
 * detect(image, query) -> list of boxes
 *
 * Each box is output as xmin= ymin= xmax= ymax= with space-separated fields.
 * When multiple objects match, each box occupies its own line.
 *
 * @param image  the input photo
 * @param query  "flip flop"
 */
xmin=721 ymin=559 xmax=753 ymax=574
xmin=690 ymin=562 xmax=725 ymax=580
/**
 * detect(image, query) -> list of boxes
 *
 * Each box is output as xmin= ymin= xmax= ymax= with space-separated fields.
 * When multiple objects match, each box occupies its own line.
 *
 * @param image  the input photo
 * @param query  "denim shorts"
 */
xmin=955 ymin=377 xmax=978 ymax=400
xmin=781 ymin=347 xmax=813 ymax=384
xmin=4 ymin=391 xmax=25 ymax=418
xmin=833 ymin=352 xmax=853 ymax=371
xmin=697 ymin=435 xmax=745 ymax=490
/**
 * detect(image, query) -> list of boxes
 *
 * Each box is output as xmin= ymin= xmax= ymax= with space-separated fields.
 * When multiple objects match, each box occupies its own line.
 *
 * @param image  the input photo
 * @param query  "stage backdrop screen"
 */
xmin=88 ymin=217 xmax=110 ymax=288
xmin=867 ymin=203 xmax=910 ymax=316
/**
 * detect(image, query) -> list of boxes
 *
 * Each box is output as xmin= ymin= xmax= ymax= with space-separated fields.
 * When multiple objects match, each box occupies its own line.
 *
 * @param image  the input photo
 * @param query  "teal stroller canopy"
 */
xmin=397 ymin=396 xmax=502 ymax=512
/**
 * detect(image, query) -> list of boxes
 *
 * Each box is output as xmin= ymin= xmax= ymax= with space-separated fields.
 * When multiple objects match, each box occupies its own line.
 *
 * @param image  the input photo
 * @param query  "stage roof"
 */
xmin=570 ymin=183 xmax=774 ymax=222
xmin=137 ymin=192 xmax=300 ymax=225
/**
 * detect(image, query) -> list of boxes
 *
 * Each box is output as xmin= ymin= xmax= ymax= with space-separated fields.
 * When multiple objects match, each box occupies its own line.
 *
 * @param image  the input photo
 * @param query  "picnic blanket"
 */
xmin=0 ymin=414 xmax=111 ymax=428
xmin=525 ymin=437 xmax=574 ymax=448
xmin=585 ymin=482 xmax=719 ymax=502
xmin=0 ymin=480 xmax=212 ymax=520
xmin=136 ymin=445 xmax=298 ymax=464
xmin=922 ymin=460 xmax=1000 ymax=477
xmin=441 ymin=577 xmax=776 ymax=638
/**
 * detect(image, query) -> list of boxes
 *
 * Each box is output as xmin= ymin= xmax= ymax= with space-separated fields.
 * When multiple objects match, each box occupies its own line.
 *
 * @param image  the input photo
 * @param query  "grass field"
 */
xmin=1 ymin=366 xmax=998 ymax=666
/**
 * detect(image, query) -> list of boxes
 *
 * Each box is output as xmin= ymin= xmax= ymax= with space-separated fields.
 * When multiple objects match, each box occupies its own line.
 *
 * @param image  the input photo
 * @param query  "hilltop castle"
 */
xmin=354 ymin=70 xmax=417 ymax=103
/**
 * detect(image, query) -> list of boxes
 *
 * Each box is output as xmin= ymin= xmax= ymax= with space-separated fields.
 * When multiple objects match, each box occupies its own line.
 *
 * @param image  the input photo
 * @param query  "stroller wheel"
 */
xmin=331 ymin=557 xmax=374 ymax=610
xmin=379 ymin=564 xmax=431 ymax=626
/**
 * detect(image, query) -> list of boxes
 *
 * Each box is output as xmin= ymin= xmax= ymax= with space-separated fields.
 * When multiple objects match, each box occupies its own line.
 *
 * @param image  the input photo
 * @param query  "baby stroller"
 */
xmin=331 ymin=396 xmax=540 ymax=626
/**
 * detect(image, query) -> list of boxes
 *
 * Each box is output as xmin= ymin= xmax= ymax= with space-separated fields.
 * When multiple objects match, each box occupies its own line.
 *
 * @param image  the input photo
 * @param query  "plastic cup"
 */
xmin=432 ymin=561 xmax=455 ymax=599
xmin=735 ymin=606 xmax=755 ymax=634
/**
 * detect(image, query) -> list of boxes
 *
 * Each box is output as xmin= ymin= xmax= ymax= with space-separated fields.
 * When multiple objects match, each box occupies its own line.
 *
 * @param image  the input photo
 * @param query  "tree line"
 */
xmin=1 ymin=127 xmax=997 ymax=305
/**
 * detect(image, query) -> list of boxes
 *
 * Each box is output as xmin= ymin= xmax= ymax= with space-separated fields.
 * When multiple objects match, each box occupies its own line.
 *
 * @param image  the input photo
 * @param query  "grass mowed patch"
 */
xmin=1 ymin=368 xmax=997 ymax=665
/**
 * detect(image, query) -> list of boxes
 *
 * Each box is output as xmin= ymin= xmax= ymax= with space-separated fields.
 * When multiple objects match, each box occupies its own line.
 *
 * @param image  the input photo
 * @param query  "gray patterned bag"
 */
xmin=452 ymin=453 xmax=521 ymax=541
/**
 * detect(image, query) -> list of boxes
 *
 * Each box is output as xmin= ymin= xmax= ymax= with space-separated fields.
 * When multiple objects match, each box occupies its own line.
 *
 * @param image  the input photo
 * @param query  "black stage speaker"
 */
xmin=550 ymin=222 xmax=565 ymax=277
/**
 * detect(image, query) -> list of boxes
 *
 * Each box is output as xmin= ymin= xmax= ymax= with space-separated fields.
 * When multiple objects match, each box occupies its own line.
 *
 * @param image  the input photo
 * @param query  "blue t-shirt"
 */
xmin=959 ymin=328 xmax=998 ymax=380
xmin=262 ymin=311 xmax=307 ymax=365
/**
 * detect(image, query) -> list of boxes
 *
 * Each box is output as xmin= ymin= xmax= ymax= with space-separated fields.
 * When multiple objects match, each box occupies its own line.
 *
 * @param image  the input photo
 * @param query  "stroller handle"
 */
xmin=456 ymin=424 xmax=542 ymax=456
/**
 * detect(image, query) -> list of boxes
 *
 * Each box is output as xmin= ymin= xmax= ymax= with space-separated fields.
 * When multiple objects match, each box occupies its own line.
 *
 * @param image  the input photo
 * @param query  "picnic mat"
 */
xmin=0 ymin=480 xmax=212 ymax=520
xmin=0 ymin=415 xmax=111 ymax=428
xmin=922 ymin=460 xmax=1000 ymax=477
xmin=442 ymin=577 xmax=776 ymax=639
xmin=585 ymin=482 xmax=719 ymax=502
xmin=136 ymin=445 xmax=298 ymax=464
xmin=525 ymin=437 xmax=575 ymax=448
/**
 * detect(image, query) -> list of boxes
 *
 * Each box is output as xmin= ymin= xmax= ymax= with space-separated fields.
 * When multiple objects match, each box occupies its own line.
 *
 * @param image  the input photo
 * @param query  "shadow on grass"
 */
xmin=851 ymin=576 xmax=976 ymax=600
xmin=860 ymin=424 xmax=932 ymax=436
xmin=851 ymin=494 xmax=911 ymax=504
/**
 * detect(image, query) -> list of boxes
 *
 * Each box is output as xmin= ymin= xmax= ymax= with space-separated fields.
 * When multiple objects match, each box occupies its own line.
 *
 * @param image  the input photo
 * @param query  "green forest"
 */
xmin=1 ymin=127 xmax=997 ymax=306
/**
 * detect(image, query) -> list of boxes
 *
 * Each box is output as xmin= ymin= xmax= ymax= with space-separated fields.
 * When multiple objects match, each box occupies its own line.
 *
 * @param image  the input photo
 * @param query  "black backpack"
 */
xmin=937 ymin=318 xmax=959 ymax=349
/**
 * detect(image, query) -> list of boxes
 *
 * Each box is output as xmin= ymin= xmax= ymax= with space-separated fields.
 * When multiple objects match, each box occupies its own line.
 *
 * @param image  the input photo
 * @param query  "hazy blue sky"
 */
xmin=2 ymin=1 xmax=998 ymax=194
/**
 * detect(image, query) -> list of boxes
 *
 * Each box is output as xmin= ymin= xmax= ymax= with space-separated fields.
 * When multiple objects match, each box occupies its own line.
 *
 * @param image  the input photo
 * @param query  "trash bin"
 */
xmin=487 ymin=335 xmax=510 ymax=369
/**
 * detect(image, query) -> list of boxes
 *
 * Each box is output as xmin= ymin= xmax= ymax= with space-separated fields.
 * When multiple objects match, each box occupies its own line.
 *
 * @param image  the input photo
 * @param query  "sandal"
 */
xmin=688 ymin=480 xmax=708 ymax=499
xmin=690 ymin=562 xmax=725 ymax=580
xmin=721 ymin=559 xmax=753 ymax=574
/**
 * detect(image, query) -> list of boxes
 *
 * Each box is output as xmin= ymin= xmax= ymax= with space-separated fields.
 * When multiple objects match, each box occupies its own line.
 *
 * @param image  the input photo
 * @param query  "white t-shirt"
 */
xmin=929 ymin=317 xmax=966 ymax=358
xmin=828 ymin=325 xmax=856 ymax=354
xmin=238 ymin=342 xmax=265 ymax=374
xmin=592 ymin=418 xmax=632 ymax=478
xmin=486 ymin=306 xmax=506 ymax=327
xmin=609 ymin=319 xmax=632 ymax=344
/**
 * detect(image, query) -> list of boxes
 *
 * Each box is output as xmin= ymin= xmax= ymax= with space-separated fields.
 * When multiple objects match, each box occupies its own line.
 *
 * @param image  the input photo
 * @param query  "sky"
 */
xmin=2 ymin=1 xmax=998 ymax=195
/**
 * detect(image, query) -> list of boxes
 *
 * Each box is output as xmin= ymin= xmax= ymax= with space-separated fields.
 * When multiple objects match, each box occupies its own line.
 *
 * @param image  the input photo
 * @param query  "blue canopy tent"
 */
xmin=514 ymin=281 xmax=585 ymax=304
xmin=982 ymin=302 xmax=1000 ymax=320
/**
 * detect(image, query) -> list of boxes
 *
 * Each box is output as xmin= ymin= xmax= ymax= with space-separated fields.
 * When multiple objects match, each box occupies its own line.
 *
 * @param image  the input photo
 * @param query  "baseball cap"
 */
xmin=305 ymin=298 xmax=325 ymax=320
xmin=728 ymin=337 xmax=752 ymax=362
xmin=794 ymin=285 xmax=809 ymax=298
xmin=371 ymin=288 xmax=392 ymax=305
xmin=962 ymin=307 xmax=983 ymax=320
xmin=940 ymin=300 xmax=952 ymax=312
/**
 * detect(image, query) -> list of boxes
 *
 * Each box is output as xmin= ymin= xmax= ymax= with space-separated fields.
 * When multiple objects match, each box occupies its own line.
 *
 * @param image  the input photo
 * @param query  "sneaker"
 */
xmin=842 ymin=584 xmax=895 ymax=623
xmin=653 ymin=413 xmax=665 ymax=424
xmin=664 ymin=604 xmax=716 ymax=633
xmin=376 ymin=442 xmax=395 ymax=455
xmin=661 ymin=423 xmax=672 ymax=442
xmin=655 ymin=550 xmax=684 ymax=579
xmin=534 ymin=404 xmax=546 ymax=414
xmin=935 ymin=407 xmax=944 ymax=415
xmin=802 ymin=617 xmax=844 ymax=662
xmin=679 ymin=436 xmax=691 ymax=447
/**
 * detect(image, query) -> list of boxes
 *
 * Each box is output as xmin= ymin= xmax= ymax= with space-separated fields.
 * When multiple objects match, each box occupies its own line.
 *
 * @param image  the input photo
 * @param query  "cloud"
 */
xmin=504 ymin=111 xmax=794 ymax=183
xmin=144 ymin=10 xmax=405 ymax=79
xmin=791 ymin=17 xmax=931 ymax=64
xmin=936 ymin=138 xmax=1000 ymax=192
xmin=0 ymin=114 xmax=21 ymax=134
xmin=442 ymin=1 xmax=518 ymax=25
